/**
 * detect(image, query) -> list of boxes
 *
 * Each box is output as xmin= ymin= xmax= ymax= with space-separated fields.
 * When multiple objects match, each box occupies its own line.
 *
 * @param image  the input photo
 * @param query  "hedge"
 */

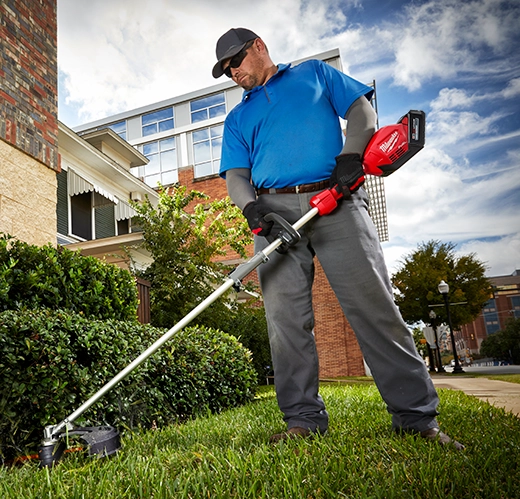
xmin=0 ymin=309 xmax=257 ymax=461
xmin=0 ymin=234 xmax=138 ymax=321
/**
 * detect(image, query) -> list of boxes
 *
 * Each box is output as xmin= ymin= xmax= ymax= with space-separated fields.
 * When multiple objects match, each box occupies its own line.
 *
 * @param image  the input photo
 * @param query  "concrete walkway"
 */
xmin=431 ymin=375 xmax=520 ymax=417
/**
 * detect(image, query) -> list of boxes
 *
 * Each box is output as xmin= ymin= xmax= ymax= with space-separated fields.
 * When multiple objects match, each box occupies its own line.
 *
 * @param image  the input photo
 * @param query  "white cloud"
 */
xmin=390 ymin=0 xmax=520 ymax=90
xmin=458 ymin=234 xmax=520 ymax=277
xmin=502 ymin=78 xmax=520 ymax=99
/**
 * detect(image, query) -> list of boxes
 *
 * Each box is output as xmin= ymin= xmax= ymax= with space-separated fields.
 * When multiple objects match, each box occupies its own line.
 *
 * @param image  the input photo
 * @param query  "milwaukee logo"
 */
xmin=380 ymin=131 xmax=400 ymax=153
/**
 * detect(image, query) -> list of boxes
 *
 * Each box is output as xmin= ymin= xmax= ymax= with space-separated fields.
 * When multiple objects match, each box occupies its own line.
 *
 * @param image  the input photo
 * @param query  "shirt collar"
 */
xmin=241 ymin=63 xmax=291 ymax=101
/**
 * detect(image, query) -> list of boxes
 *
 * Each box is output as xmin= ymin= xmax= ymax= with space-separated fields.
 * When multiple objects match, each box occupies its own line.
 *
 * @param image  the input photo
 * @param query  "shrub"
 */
xmin=0 ymin=234 xmax=138 ymax=321
xmin=225 ymin=304 xmax=273 ymax=384
xmin=0 ymin=309 xmax=257 ymax=461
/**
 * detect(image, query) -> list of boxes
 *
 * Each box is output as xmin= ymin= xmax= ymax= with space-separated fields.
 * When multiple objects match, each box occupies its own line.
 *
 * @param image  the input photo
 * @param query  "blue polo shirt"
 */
xmin=219 ymin=59 xmax=373 ymax=189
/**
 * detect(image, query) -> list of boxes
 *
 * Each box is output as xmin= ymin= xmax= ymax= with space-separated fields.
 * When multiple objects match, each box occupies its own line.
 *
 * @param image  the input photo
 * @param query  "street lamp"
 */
xmin=429 ymin=310 xmax=446 ymax=373
xmin=438 ymin=280 xmax=465 ymax=373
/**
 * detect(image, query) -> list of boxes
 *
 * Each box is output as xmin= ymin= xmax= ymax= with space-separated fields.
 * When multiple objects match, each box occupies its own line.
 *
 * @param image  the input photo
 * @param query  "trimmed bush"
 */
xmin=0 ymin=309 xmax=257 ymax=461
xmin=0 ymin=234 xmax=138 ymax=321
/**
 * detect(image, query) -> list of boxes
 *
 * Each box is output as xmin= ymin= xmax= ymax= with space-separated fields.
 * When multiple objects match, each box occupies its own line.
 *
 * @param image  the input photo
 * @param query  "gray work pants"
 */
xmin=255 ymin=188 xmax=439 ymax=434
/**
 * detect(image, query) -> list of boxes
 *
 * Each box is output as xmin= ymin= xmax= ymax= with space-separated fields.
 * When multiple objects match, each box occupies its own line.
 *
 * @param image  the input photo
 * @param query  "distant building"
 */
xmin=76 ymin=50 xmax=389 ymax=377
xmin=460 ymin=270 xmax=520 ymax=354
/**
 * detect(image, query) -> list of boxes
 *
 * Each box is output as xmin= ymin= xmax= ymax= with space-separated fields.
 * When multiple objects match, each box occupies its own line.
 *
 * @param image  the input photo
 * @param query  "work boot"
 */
xmin=269 ymin=426 xmax=311 ymax=443
xmin=419 ymin=427 xmax=465 ymax=450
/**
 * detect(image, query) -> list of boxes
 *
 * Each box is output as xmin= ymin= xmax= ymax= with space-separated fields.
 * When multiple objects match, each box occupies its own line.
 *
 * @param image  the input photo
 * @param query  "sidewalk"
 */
xmin=431 ymin=375 xmax=520 ymax=417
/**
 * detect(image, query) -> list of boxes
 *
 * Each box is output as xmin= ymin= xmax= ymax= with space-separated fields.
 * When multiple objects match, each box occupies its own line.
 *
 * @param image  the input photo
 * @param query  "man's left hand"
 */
xmin=330 ymin=153 xmax=365 ymax=198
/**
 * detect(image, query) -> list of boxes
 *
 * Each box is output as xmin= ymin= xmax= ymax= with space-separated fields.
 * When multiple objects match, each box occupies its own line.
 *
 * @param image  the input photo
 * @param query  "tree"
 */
xmin=392 ymin=240 xmax=492 ymax=329
xmin=480 ymin=318 xmax=520 ymax=363
xmin=129 ymin=186 xmax=253 ymax=328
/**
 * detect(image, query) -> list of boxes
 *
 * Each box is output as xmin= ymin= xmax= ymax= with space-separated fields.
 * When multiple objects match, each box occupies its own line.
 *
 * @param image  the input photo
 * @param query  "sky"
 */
xmin=57 ymin=0 xmax=520 ymax=278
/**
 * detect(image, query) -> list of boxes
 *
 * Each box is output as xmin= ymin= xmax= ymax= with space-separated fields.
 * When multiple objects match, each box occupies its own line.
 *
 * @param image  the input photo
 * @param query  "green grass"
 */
xmin=2 ymin=384 xmax=520 ymax=498
xmin=470 ymin=373 xmax=520 ymax=385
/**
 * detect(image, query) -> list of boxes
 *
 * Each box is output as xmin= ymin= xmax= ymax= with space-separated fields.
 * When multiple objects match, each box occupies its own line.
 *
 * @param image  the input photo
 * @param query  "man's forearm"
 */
xmin=225 ymin=168 xmax=256 ymax=210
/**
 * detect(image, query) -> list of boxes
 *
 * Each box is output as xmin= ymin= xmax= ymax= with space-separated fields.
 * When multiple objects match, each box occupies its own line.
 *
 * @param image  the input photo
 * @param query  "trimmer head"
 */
xmin=362 ymin=110 xmax=426 ymax=177
xmin=38 ymin=425 xmax=121 ymax=468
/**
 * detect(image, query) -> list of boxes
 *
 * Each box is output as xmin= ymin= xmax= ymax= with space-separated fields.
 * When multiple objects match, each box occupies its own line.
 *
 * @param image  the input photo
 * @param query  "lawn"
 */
xmin=1 ymin=383 xmax=519 ymax=498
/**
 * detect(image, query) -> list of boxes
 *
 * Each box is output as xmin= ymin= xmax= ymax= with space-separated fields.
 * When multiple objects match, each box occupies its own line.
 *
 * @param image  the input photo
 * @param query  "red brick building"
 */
xmin=460 ymin=270 xmax=520 ymax=355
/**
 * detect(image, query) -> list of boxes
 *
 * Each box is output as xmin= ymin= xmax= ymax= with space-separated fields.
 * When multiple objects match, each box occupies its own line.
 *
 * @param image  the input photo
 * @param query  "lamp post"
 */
xmin=429 ymin=310 xmax=446 ymax=373
xmin=438 ymin=280 xmax=464 ymax=373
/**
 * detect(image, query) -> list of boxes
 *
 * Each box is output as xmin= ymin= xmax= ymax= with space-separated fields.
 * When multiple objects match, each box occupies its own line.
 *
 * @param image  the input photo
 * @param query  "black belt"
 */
xmin=256 ymin=180 xmax=329 ymax=195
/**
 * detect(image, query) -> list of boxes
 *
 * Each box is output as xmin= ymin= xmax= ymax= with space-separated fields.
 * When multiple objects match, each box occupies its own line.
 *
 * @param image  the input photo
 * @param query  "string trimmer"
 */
xmin=37 ymin=109 xmax=425 ymax=467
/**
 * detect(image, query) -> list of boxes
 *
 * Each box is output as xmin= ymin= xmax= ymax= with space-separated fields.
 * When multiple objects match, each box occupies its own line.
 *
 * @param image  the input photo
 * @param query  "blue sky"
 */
xmin=57 ymin=0 xmax=520 ymax=277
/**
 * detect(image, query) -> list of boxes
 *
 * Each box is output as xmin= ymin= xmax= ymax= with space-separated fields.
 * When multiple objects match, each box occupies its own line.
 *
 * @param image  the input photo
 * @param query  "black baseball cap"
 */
xmin=212 ymin=28 xmax=259 ymax=78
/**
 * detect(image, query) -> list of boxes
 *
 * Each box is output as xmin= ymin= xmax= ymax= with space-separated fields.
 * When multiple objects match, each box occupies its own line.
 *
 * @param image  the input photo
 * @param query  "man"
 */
xmin=213 ymin=27 xmax=463 ymax=449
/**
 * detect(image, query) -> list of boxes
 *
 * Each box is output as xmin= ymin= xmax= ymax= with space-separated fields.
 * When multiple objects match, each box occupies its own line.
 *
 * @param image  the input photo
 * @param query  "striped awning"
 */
xmin=115 ymin=200 xmax=136 ymax=221
xmin=67 ymin=168 xmax=118 ymax=205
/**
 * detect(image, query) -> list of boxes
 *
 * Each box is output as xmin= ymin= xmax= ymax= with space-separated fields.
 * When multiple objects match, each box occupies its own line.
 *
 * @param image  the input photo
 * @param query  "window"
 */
xmin=71 ymin=192 xmax=93 ymax=240
xmin=117 ymin=219 xmax=130 ymax=235
xmin=108 ymin=120 xmax=127 ymax=140
xmin=190 ymin=93 xmax=226 ymax=123
xmin=142 ymin=108 xmax=174 ymax=137
xmin=483 ymin=299 xmax=501 ymax=335
xmin=138 ymin=137 xmax=178 ymax=187
xmin=193 ymin=125 xmax=223 ymax=178
xmin=511 ymin=296 xmax=520 ymax=319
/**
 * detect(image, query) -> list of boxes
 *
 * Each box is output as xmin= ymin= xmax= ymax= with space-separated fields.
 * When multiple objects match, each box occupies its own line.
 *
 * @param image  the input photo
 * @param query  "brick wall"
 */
xmin=179 ymin=166 xmax=366 ymax=377
xmin=0 ymin=0 xmax=58 ymax=171
xmin=0 ymin=0 xmax=58 ymax=245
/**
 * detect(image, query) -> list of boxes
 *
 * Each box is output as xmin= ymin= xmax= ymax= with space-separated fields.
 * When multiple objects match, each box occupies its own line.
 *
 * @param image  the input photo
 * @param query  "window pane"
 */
xmin=195 ymin=162 xmax=213 ymax=177
xmin=191 ymin=109 xmax=208 ymax=123
xmin=159 ymin=119 xmax=174 ymax=132
xmin=161 ymin=149 xmax=177 ymax=169
xmin=162 ymin=169 xmax=178 ymax=185
xmin=145 ymin=154 xmax=161 ymax=175
xmin=193 ymin=129 xmax=209 ymax=142
xmin=145 ymin=173 xmax=161 ymax=187
xmin=212 ymin=136 xmax=222 ymax=159
xmin=143 ymin=108 xmax=173 ymax=125
xmin=143 ymin=123 xmax=157 ymax=136
xmin=190 ymin=93 xmax=224 ymax=112
xmin=160 ymin=137 xmax=175 ymax=150
xmin=194 ymin=141 xmax=211 ymax=163
xmin=209 ymin=104 xmax=226 ymax=119
xmin=211 ymin=124 xmax=224 ymax=138
xmin=109 ymin=121 xmax=126 ymax=134
xmin=143 ymin=142 xmax=158 ymax=155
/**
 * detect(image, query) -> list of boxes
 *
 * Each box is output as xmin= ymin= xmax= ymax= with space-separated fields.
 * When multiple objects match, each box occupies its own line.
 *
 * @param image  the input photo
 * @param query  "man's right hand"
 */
xmin=330 ymin=153 xmax=365 ymax=198
xmin=243 ymin=201 xmax=274 ymax=237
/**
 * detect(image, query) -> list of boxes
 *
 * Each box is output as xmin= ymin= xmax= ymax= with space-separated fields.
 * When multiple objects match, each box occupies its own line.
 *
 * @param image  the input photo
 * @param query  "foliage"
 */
xmin=128 ymin=186 xmax=271 ymax=382
xmin=129 ymin=186 xmax=253 ymax=329
xmin=0 ymin=308 xmax=257 ymax=461
xmin=2 ymin=385 xmax=520 ymax=498
xmin=480 ymin=318 xmax=520 ymax=363
xmin=392 ymin=240 xmax=492 ymax=329
xmin=0 ymin=234 xmax=138 ymax=321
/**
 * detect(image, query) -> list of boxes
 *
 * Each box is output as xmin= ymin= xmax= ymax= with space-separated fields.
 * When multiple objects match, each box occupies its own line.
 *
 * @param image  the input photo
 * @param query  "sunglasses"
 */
xmin=223 ymin=40 xmax=255 ymax=78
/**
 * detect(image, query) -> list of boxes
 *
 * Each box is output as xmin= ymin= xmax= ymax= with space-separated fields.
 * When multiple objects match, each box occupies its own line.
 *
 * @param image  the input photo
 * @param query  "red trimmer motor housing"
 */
xmin=362 ymin=110 xmax=426 ymax=177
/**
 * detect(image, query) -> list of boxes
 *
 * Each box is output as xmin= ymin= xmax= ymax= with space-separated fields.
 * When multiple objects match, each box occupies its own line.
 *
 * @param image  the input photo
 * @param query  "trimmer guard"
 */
xmin=38 ymin=425 xmax=120 ymax=468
